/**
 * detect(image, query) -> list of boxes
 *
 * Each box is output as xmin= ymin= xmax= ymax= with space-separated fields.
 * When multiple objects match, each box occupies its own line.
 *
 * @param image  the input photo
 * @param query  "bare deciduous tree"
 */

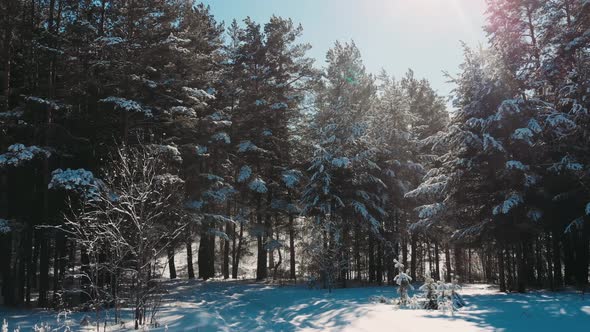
xmin=62 ymin=144 xmax=189 ymax=330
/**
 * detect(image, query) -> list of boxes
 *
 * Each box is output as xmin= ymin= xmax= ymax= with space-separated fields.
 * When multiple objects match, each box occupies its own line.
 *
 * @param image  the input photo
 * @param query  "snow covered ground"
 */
xmin=2 ymin=282 xmax=590 ymax=331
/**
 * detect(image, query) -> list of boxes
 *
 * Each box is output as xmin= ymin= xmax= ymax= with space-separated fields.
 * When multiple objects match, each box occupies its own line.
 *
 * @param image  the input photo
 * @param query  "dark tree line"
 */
xmin=408 ymin=0 xmax=590 ymax=293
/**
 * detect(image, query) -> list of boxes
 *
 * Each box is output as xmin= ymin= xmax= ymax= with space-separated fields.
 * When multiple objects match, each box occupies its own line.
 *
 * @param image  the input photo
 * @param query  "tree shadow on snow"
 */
xmin=421 ymin=289 xmax=590 ymax=331
xmin=158 ymin=279 xmax=397 ymax=331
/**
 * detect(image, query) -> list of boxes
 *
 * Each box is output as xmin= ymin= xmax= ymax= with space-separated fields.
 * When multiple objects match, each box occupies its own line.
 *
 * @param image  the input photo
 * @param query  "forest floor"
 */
xmin=1 ymin=281 xmax=590 ymax=331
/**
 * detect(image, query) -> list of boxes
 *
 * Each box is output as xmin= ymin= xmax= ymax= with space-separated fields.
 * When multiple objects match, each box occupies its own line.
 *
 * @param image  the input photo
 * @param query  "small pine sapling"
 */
xmin=393 ymin=257 xmax=414 ymax=306
xmin=419 ymin=276 xmax=438 ymax=309
xmin=437 ymin=277 xmax=464 ymax=315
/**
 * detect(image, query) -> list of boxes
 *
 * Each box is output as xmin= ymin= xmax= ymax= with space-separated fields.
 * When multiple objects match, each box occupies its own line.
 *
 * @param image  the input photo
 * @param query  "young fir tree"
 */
xmin=303 ymin=41 xmax=387 ymax=288
xmin=225 ymin=16 xmax=314 ymax=280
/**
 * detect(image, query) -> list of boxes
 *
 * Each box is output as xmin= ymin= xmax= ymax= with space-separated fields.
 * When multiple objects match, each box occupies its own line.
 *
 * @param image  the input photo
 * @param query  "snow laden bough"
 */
xmin=0 ymin=144 xmax=51 ymax=168
xmin=48 ymin=168 xmax=101 ymax=199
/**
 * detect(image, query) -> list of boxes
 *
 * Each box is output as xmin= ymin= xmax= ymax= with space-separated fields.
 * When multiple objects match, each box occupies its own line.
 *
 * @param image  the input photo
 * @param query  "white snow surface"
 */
xmin=2 ymin=283 xmax=590 ymax=331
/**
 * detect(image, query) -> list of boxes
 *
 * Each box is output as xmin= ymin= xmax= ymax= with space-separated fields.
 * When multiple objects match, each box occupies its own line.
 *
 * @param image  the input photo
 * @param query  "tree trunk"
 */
xmin=444 ymin=245 xmax=452 ymax=282
xmin=545 ymin=233 xmax=554 ymax=290
xmin=223 ymin=222 xmax=230 ymax=279
xmin=376 ymin=242 xmax=383 ymax=285
xmin=186 ymin=234 xmax=195 ymax=279
xmin=354 ymin=223 xmax=361 ymax=281
xmin=25 ymin=229 xmax=33 ymax=305
xmin=498 ymin=248 xmax=506 ymax=292
xmin=256 ymin=196 xmax=267 ymax=281
xmin=2 ymin=0 xmax=13 ymax=111
xmin=1 ymin=233 xmax=14 ymax=305
xmin=198 ymin=227 xmax=214 ymax=280
xmin=289 ymin=215 xmax=296 ymax=280
xmin=368 ymin=233 xmax=375 ymax=282
xmin=38 ymin=233 xmax=50 ymax=307
xmin=410 ymin=235 xmax=417 ymax=281
xmin=576 ymin=225 xmax=589 ymax=288
xmin=516 ymin=242 xmax=526 ymax=293
xmin=434 ymin=241 xmax=440 ymax=280
xmin=552 ymin=229 xmax=563 ymax=288
xmin=167 ymin=245 xmax=176 ymax=279
xmin=232 ymin=221 xmax=244 ymax=279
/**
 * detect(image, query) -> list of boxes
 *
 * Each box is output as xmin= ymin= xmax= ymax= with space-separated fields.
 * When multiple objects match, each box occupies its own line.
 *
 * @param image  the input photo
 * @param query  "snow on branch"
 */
xmin=565 ymin=217 xmax=585 ymax=234
xmin=0 ymin=144 xmax=51 ymax=168
xmin=25 ymin=96 xmax=61 ymax=110
xmin=416 ymin=203 xmax=446 ymax=219
xmin=270 ymin=102 xmax=288 ymax=110
xmin=238 ymin=166 xmax=252 ymax=183
xmin=282 ymin=169 xmax=303 ymax=188
xmin=154 ymin=174 xmax=184 ymax=187
xmin=409 ymin=219 xmax=435 ymax=233
xmin=331 ymin=157 xmax=351 ymax=168
xmin=0 ymin=110 xmax=24 ymax=119
xmin=511 ymin=128 xmax=534 ymax=145
xmin=505 ymin=160 xmax=529 ymax=171
xmin=170 ymin=106 xmax=197 ymax=117
xmin=548 ymin=156 xmax=584 ymax=173
xmin=150 ymin=144 xmax=182 ymax=163
xmin=492 ymin=193 xmax=523 ymax=215
xmin=451 ymin=223 xmax=486 ymax=242
xmin=0 ymin=219 xmax=11 ymax=234
xmin=95 ymin=36 xmax=125 ymax=45
xmin=100 ymin=97 xmax=152 ymax=117
xmin=203 ymin=186 xmax=236 ymax=203
xmin=352 ymin=200 xmax=370 ymax=220
xmin=527 ymin=209 xmax=543 ymax=222
xmin=544 ymin=113 xmax=576 ymax=132
xmin=466 ymin=116 xmax=492 ymax=129
xmin=48 ymin=168 xmax=100 ymax=198
xmin=238 ymin=140 xmax=267 ymax=153
xmin=405 ymin=178 xmax=447 ymax=200
xmin=483 ymin=134 xmax=505 ymax=152
xmin=249 ymin=178 xmax=268 ymax=193
xmin=164 ymin=33 xmax=191 ymax=45
xmin=494 ymin=99 xmax=523 ymax=121
xmin=527 ymin=118 xmax=542 ymax=133
xmin=196 ymin=145 xmax=209 ymax=156
xmin=211 ymin=132 xmax=231 ymax=144
xmin=182 ymin=87 xmax=216 ymax=103
xmin=524 ymin=174 xmax=540 ymax=187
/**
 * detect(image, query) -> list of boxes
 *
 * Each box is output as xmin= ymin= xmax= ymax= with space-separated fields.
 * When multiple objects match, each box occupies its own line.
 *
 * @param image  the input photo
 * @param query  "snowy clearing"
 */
xmin=2 ymin=282 xmax=590 ymax=331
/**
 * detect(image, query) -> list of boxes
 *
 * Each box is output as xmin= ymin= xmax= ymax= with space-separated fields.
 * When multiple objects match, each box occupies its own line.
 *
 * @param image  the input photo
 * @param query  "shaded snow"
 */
xmin=2 ymin=283 xmax=590 ymax=331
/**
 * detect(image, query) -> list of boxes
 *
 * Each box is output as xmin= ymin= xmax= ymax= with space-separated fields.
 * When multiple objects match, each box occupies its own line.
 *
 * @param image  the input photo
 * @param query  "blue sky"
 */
xmin=200 ymin=0 xmax=488 ymax=102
